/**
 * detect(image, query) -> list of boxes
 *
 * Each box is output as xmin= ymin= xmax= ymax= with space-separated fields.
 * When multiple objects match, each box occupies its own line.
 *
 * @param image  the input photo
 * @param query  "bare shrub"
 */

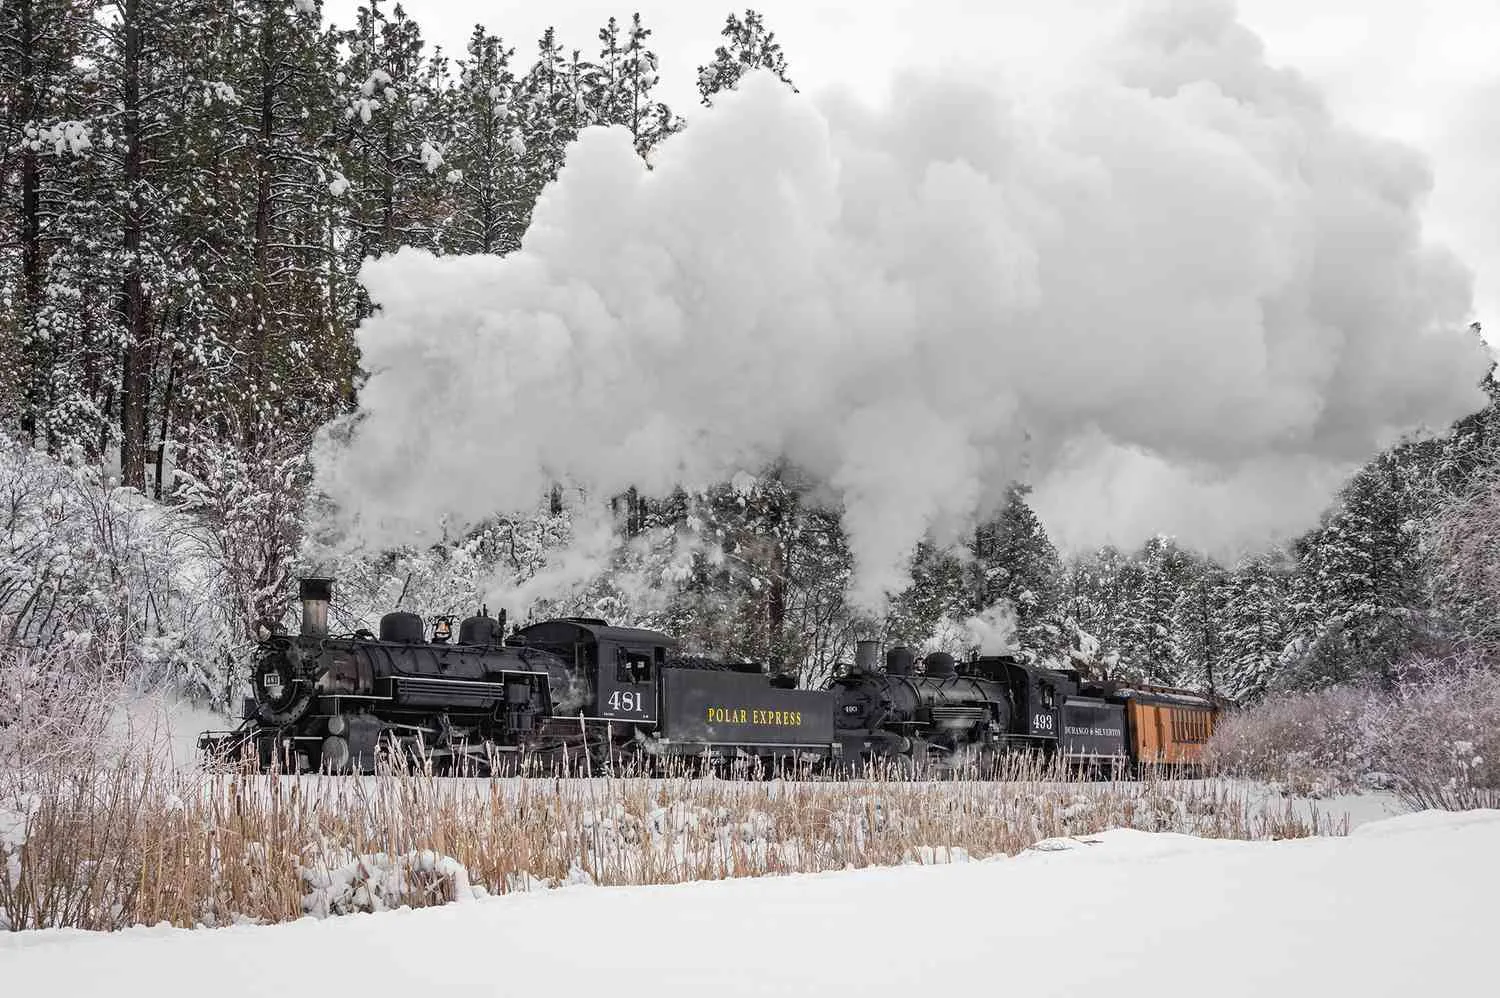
xmin=1205 ymin=684 xmax=1376 ymax=795
xmin=0 ymin=641 xmax=124 ymax=770
xmin=1361 ymin=652 xmax=1500 ymax=811
xmin=1209 ymin=648 xmax=1500 ymax=808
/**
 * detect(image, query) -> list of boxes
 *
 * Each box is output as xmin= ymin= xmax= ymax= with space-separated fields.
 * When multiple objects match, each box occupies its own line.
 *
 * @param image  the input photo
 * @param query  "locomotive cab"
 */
xmin=510 ymin=619 xmax=674 ymax=724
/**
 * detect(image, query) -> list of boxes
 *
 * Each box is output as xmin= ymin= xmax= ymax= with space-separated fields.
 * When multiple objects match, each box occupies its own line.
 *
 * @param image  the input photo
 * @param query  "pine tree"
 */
xmin=886 ymin=542 xmax=967 ymax=647
xmin=1222 ymin=554 xmax=1291 ymax=700
xmin=696 ymin=9 xmax=795 ymax=105
xmin=592 ymin=16 xmax=626 ymax=129
xmin=609 ymin=14 xmax=679 ymax=154
xmin=1173 ymin=558 xmax=1230 ymax=693
xmin=969 ymin=483 xmax=1061 ymax=653
xmin=1285 ymin=449 xmax=1443 ymax=688
xmin=72 ymin=0 xmax=240 ymax=489
xmin=1117 ymin=535 xmax=1193 ymax=684
xmin=446 ymin=25 xmax=527 ymax=255
xmin=0 ymin=0 xmax=100 ymax=450
xmin=183 ymin=0 xmax=356 ymax=455
xmin=337 ymin=0 xmax=450 ymax=314
xmin=515 ymin=27 xmax=570 ymax=197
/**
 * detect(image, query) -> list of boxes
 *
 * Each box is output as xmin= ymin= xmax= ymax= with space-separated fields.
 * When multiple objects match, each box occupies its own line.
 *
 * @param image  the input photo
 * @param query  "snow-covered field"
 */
xmin=4 ymin=808 xmax=1493 ymax=997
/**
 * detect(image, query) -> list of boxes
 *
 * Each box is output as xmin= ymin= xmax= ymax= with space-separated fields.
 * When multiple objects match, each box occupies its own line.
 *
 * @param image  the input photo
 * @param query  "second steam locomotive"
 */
xmin=200 ymin=578 xmax=1218 ymax=775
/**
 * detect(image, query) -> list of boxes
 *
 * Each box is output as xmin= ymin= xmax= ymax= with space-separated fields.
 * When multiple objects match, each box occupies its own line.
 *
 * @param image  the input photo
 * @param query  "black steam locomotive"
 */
xmin=199 ymin=578 xmax=1210 ymax=775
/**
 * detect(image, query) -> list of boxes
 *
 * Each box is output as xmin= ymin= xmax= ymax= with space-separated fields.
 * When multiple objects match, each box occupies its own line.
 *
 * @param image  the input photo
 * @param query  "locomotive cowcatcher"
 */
xmin=198 ymin=578 xmax=1219 ymax=775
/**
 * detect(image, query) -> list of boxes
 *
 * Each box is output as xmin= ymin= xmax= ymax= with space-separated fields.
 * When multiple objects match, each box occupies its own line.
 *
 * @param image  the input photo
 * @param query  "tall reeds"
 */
xmin=0 ymin=748 xmax=1345 ymax=932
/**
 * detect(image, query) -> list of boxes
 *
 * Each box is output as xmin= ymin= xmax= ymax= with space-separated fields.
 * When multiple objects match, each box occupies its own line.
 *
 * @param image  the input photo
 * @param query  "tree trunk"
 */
xmin=17 ymin=0 xmax=46 ymax=444
xmin=247 ymin=1 xmax=276 ymax=421
xmin=118 ymin=0 xmax=151 ymax=490
xmin=153 ymin=310 xmax=181 ymax=499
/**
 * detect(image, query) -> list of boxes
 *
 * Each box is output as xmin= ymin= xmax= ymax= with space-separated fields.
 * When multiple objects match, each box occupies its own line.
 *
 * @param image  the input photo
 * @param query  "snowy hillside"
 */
xmin=4 ymin=809 xmax=1494 ymax=997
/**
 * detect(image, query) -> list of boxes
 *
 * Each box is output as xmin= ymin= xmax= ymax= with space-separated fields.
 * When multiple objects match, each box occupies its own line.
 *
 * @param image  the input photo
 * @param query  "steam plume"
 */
xmin=312 ymin=1 xmax=1490 ymax=609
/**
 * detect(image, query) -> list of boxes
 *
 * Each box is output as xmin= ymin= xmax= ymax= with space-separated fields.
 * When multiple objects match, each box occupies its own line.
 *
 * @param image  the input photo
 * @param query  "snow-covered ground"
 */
xmin=3 ymin=809 xmax=1493 ymax=997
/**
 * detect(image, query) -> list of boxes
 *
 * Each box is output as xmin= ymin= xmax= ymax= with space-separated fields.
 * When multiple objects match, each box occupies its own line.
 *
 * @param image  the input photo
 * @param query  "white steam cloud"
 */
xmin=312 ymin=1 xmax=1490 ymax=609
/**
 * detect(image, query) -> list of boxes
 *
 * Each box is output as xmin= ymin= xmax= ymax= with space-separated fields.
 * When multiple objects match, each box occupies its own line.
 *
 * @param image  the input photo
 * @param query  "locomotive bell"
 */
xmin=299 ymin=577 xmax=333 ymax=638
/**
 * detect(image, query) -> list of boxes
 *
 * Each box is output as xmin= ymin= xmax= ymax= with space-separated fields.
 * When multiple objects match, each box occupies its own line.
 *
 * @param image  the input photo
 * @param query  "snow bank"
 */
xmin=4 ymin=810 xmax=1495 ymax=997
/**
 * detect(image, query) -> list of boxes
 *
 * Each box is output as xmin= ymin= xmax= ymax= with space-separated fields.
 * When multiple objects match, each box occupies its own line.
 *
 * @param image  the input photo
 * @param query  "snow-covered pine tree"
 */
xmin=1222 ymin=553 xmax=1291 ymax=700
xmin=446 ymin=25 xmax=527 ymax=255
xmin=592 ymin=16 xmax=626 ymax=129
xmin=0 ymin=0 xmax=100 ymax=447
xmin=1285 ymin=446 xmax=1449 ymax=688
xmin=336 ymin=0 xmax=450 ymax=314
xmin=968 ymin=483 xmax=1062 ymax=654
xmin=1055 ymin=555 xmax=1112 ymax=674
xmin=613 ymin=14 xmax=680 ymax=155
xmin=170 ymin=0 xmax=356 ymax=472
xmin=885 ymin=541 xmax=967 ymax=648
xmin=563 ymin=46 xmax=598 ymax=137
xmin=515 ymin=26 xmax=575 ymax=206
xmin=70 ymin=0 xmax=245 ymax=491
xmin=696 ymin=9 xmax=796 ymax=105
xmin=1116 ymin=535 xmax=1193 ymax=684
xmin=1172 ymin=557 xmax=1230 ymax=694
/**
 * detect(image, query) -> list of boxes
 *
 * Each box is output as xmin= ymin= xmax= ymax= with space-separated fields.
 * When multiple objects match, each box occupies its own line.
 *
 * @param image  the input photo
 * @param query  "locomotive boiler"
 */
xmin=829 ymin=642 xmax=1130 ymax=773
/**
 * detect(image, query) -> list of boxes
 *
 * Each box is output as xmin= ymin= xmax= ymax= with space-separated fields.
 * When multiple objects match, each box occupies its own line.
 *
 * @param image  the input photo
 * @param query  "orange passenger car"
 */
xmin=1118 ymin=689 xmax=1220 ymax=769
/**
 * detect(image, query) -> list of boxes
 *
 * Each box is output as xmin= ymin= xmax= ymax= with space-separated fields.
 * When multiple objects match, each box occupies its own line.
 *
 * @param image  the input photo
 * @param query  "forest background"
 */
xmin=3 ymin=1 xmax=1499 ymax=722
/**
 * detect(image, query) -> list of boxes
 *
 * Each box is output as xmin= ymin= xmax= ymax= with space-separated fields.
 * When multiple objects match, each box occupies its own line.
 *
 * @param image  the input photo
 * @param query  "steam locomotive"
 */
xmin=198 ymin=578 xmax=1219 ymax=775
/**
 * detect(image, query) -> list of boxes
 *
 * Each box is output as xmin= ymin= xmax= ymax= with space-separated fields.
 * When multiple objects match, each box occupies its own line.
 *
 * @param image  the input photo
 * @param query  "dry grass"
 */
xmin=0 ymin=749 xmax=1347 ymax=932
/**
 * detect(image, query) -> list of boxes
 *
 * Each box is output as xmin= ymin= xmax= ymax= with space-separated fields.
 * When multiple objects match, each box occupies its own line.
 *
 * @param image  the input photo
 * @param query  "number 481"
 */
xmin=608 ymin=690 xmax=643 ymax=713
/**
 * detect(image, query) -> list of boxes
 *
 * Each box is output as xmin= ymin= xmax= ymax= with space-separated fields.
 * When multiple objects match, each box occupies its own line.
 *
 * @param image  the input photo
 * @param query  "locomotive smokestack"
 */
xmin=854 ymin=640 xmax=880 ymax=674
xmin=299 ymin=577 xmax=333 ymax=638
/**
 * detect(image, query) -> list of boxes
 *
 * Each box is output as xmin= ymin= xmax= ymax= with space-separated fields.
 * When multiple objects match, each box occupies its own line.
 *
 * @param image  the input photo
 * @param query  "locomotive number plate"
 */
xmin=608 ymin=690 xmax=644 ymax=713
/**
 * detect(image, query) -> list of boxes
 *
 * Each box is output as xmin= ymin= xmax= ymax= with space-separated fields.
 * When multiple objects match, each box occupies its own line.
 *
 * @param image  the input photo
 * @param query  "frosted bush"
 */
xmin=1206 ymin=685 xmax=1376 ymax=795
xmin=1209 ymin=650 xmax=1500 ymax=807
xmin=1361 ymin=653 xmax=1500 ymax=810
xmin=0 ymin=439 xmax=238 ymax=703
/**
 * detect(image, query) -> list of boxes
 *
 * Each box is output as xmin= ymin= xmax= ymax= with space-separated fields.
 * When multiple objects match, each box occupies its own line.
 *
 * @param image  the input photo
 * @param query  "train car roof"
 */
xmin=514 ymin=618 xmax=679 ymax=649
xmin=1113 ymin=687 xmax=1218 ymax=708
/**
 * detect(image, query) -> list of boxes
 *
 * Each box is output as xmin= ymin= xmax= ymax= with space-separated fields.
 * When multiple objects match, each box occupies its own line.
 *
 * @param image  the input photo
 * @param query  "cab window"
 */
xmin=616 ymin=648 xmax=654 ymax=684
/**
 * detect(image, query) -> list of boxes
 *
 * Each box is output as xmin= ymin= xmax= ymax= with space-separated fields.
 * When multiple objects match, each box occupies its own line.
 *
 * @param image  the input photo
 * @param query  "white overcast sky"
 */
xmin=327 ymin=0 xmax=1499 ymax=334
